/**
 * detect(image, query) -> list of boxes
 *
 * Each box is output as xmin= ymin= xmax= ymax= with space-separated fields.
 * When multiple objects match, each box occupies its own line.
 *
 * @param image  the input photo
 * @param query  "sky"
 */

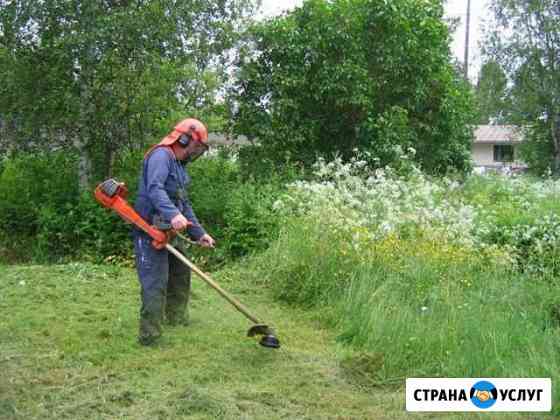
xmin=259 ymin=0 xmax=491 ymax=81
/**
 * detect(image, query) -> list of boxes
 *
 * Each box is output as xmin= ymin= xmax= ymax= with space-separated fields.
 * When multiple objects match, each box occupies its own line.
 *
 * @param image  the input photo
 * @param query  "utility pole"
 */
xmin=464 ymin=0 xmax=471 ymax=81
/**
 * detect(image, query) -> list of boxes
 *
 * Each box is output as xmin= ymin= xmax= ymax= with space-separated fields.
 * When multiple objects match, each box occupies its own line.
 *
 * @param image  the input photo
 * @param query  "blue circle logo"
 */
xmin=470 ymin=381 xmax=498 ymax=409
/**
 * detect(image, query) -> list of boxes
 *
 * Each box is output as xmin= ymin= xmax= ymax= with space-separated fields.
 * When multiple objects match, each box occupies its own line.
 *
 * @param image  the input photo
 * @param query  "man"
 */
xmin=133 ymin=117 xmax=215 ymax=346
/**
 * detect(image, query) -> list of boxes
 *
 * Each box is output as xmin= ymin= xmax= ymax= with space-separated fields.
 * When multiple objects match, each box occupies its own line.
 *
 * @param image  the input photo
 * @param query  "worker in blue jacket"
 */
xmin=133 ymin=118 xmax=215 ymax=346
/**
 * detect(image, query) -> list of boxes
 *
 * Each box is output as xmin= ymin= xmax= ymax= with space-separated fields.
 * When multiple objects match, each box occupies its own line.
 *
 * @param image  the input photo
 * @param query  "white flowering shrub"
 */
xmin=271 ymin=155 xmax=560 ymax=275
xmin=466 ymin=174 xmax=560 ymax=275
xmin=274 ymin=155 xmax=478 ymax=250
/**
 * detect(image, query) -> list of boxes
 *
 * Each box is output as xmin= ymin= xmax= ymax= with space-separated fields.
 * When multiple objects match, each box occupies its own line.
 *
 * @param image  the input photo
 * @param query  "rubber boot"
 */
xmin=138 ymin=316 xmax=162 ymax=346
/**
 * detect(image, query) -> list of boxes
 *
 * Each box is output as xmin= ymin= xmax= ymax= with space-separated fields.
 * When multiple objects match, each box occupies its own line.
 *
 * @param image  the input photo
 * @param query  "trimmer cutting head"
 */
xmin=247 ymin=324 xmax=281 ymax=349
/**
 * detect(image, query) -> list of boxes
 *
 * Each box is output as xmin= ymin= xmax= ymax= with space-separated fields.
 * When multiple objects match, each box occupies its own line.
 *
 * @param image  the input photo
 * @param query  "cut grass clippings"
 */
xmin=0 ymin=263 xmax=553 ymax=419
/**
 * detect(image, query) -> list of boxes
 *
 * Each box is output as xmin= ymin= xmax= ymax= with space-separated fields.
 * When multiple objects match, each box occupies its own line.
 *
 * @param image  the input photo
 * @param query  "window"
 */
xmin=493 ymin=145 xmax=514 ymax=162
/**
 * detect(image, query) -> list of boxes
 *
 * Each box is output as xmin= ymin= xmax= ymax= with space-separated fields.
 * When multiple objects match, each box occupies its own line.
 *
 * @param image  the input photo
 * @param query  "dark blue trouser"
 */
xmin=133 ymin=231 xmax=191 ymax=343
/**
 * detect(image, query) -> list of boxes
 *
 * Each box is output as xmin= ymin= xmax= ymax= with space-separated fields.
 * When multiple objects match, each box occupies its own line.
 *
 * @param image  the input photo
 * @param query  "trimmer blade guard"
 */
xmin=247 ymin=324 xmax=272 ymax=337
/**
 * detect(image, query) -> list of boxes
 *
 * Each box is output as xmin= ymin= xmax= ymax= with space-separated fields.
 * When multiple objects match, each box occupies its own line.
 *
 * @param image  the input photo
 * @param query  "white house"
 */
xmin=207 ymin=132 xmax=250 ymax=146
xmin=472 ymin=125 xmax=527 ymax=173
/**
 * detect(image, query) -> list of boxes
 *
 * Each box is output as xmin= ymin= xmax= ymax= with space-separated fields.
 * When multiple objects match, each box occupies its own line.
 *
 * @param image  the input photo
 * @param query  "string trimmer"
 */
xmin=94 ymin=178 xmax=280 ymax=349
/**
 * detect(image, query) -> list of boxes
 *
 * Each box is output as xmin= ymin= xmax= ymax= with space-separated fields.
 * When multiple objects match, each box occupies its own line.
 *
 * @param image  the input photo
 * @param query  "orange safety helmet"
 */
xmin=174 ymin=118 xmax=208 ymax=144
xmin=145 ymin=118 xmax=209 ymax=159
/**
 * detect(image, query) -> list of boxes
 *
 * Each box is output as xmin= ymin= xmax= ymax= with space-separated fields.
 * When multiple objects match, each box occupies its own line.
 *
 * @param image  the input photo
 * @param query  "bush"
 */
xmin=0 ymin=149 xmax=289 ymax=265
xmin=231 ymin=0 xmax=475 ymax=174
xmin=36 ymin=192 xmax=132 ymax=261
xmin=462 ymin=174 xmax=560 ymax=275
xmin=0 ymin=151 xmax=137 ymax=262
xmin=221 ymin=181 xmax=283 ymax=259
xmin=0 ymin=152 xmax=78 ymax=236
xmin=188 ymin=152 xmax=240 ymax=239
xmin=188 ymin=153 xmax=286 ymax=265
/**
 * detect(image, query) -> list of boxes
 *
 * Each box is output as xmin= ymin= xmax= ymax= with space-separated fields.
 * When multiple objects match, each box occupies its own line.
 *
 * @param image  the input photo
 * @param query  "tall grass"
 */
xmin=247 ymin=216 xmax=560 ymax=389
xmin=238 ymin=156 xmax=560 ymax=402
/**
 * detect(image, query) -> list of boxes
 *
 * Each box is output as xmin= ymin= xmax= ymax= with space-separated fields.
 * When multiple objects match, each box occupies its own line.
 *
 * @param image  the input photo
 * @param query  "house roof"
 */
xmin=473 ymin=125 xmax=522 ymax=144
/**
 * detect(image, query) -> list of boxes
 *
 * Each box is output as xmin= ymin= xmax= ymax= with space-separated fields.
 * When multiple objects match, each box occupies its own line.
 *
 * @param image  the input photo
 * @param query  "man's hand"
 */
xmin=171 ymin=213 xmax=189 ymax=231
xmin=198 ymin=233 xmax=215 ymax=248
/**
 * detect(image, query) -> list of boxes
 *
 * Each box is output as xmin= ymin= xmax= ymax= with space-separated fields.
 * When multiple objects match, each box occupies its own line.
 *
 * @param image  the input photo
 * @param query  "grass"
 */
xmin=237 ymin=217 xmax=560 ymax=413
xmin=334 ymin=263 xmax=560 ymax=381
xmin=0 ymin=262 xmax=554 ymax=419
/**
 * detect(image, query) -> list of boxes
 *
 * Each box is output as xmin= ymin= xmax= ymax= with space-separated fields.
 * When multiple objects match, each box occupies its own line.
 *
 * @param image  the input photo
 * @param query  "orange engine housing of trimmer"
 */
xmin=94 ymin=179 xmax=173 ymax=249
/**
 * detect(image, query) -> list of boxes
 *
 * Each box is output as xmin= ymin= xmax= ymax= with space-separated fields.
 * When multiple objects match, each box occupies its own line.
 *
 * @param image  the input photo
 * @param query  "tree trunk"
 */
xmin=75 ymin=1 xmax=96 ymax=191
xmin=105 ymin=143 xmax=116 ymax=179
xmin=73 ymin=136 xmax=91 ymax=191
xmin=551 ymin=115 xmax=560 ymax=176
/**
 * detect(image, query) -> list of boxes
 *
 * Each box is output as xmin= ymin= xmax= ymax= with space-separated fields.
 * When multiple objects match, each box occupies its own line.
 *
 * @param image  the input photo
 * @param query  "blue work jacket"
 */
xmin=134 ymin=146 xmax=206 ymax=240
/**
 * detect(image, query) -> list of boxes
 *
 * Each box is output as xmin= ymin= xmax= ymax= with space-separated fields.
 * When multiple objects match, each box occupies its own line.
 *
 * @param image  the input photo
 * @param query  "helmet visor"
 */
xmin=187 ymin=140 xmax=209 ymax=162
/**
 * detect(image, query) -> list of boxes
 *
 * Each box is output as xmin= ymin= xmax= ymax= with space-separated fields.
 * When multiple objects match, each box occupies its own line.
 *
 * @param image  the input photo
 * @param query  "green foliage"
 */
xmin=254 ymin=217 xmax=357 ymax=306
xmin=237 ymin=144 xmax=282 ymax=180
xmin=0 ymin=152 xmax=78 ymax=235
xmin=0 ymin=0 xmax=255 ymax=185
xmin=236 ymin=142 xmax=308 ymax=182
xmin=0 ymin=150 xmax=286 ymax=265
xmin=231 ymin=0 xmax=475 ymax=175
xmin=519 ymin=122 xmax=556 ymax=176
xmin=475 ymin=60 xmax=510 ymax=124
xmin=334 ymin=262 xmax=560 ymax=381
xmin=188 ymin=153 xmax=286 ymax=265
xmin=0 ymin=151 xmax=134 ymax=262
xmin=2 ymin=149 xmax=560 ymax=406
xmin=244 ymin=212 xmax=560 ymax=382
xmin=221 ymin=181 xmax=282 ymax=259
xmin=186 ymin=154 xmax=242 ymax=266
xmin=461 ymin=174 xmax=560 ymax=275
xmin=188 ymin=154 xmax=240 ymax=237
xmin=483 ymin=0 xmax=560 ymax=174
xmin=0 ymin=152 xmax=135 ymax=262
xmin=225 ymin=159 xmax=560 ymax=384
xmin=35 ymin=192 xmax=132 ymax=261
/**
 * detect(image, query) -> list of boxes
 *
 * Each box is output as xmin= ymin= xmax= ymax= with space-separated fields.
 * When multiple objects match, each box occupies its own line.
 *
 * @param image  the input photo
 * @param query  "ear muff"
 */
xmin=178 ymin=124 xmax=199 ymax=147
xmin=178 ymin=133 xmax=191 ymax=147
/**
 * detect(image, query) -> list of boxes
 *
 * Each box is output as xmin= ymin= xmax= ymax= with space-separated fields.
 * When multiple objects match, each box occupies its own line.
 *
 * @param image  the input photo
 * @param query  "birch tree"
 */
xmin=0 ymin=0 xmax=254 ymax=189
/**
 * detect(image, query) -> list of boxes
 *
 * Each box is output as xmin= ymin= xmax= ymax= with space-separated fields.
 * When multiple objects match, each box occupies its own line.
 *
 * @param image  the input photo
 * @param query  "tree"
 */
xmin=483 ymin=0 xmax=560 ymax=175
xmin=0 ymin=0 xmax=254 ymax=188
xmin=229 ymin=0 xmax=475 ymax=175
xmin=475 ymin=60 xmax=510 ymax=124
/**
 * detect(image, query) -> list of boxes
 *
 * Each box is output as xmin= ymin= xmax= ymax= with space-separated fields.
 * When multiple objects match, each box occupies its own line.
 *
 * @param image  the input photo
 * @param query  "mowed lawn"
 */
xmin=0 ymin=263 xmax=550 ymax=419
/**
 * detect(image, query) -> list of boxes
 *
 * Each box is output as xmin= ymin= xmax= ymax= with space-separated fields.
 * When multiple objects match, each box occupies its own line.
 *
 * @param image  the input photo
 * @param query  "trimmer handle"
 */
xmin=152 ymin=214 xmax=193 ymax=240
xmin=152 ymin=214 xmax=173 ymax=231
